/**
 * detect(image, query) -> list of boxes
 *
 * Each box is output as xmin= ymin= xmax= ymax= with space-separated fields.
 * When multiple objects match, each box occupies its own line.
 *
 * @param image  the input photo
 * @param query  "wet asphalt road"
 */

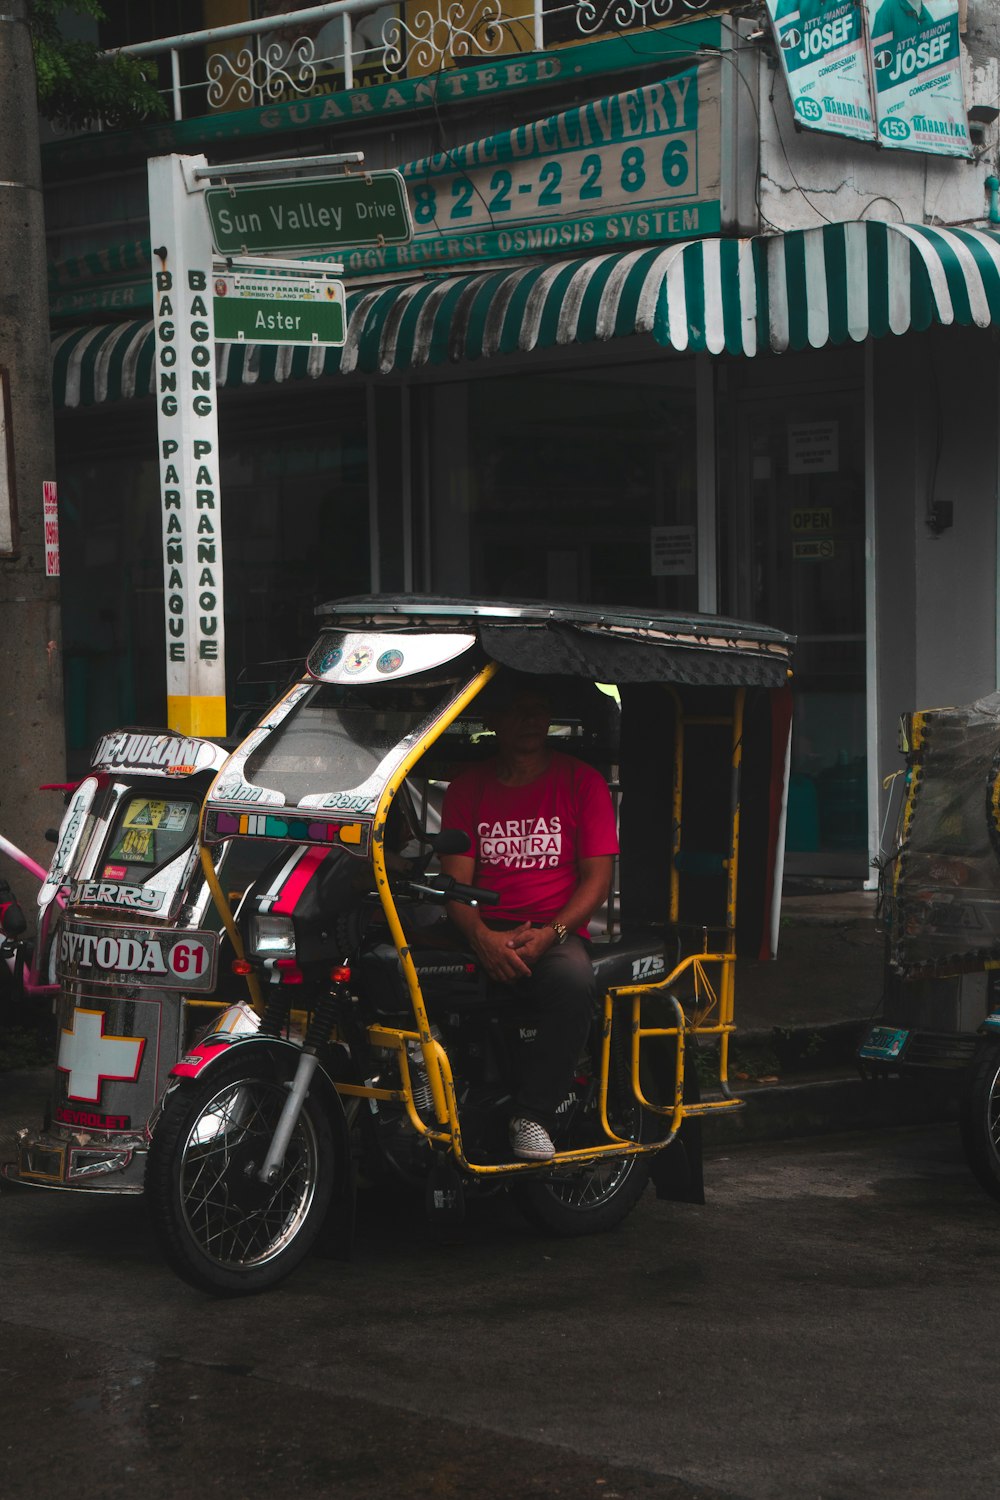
xmin=2 ymin=1075 xmax=999 ymax=1500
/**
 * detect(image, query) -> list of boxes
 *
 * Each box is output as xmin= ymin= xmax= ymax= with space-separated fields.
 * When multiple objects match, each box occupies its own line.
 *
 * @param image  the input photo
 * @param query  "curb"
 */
xmin=702 ymin=1070 xmax=960 ymax=1147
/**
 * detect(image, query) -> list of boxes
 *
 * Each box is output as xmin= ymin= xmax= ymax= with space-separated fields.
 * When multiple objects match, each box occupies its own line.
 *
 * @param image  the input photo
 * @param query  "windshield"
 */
xmin=242 ymin=675 xmax=469 ymax=805
xmin=102 ymin=795 xmax=199 ymax=880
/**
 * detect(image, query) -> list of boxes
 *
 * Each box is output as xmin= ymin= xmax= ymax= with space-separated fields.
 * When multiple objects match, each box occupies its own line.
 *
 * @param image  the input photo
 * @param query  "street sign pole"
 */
xmin=148 ymin=154 xmax=227 ymax=738
xmin=145 ymin=153 xmax=400 ymax=737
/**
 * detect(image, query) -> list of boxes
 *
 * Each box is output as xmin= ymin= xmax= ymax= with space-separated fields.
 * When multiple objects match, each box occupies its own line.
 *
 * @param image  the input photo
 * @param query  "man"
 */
xmin=440 ymin=674 xmax=618 ymax=1162
xmin=870 ymin=0 xmax=935 ymax=44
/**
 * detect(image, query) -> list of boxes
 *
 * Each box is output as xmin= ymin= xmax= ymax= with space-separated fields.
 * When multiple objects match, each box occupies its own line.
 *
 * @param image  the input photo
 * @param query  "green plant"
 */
xmin=29 ymin=0 xmax=166 ymax=129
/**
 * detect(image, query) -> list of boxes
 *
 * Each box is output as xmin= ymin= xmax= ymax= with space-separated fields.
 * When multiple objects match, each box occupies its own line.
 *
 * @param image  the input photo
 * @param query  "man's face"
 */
xmin=491 ymin=691 xmax=552 ymax=755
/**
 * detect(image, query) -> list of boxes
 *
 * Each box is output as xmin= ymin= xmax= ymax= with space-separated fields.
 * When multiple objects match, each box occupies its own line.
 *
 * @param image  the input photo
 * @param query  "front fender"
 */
xmin=162 ymin=1033 xmax=356 ymax=1258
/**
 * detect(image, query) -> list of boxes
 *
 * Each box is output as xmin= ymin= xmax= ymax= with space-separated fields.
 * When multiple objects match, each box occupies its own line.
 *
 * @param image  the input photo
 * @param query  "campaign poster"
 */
xmin=866 ymin=0 xmax=970 ymax=155
xmin=766 ymin=0 xmax=875 ymax=141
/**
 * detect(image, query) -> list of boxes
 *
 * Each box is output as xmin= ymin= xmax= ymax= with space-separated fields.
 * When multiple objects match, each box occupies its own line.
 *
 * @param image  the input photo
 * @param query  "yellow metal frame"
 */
xmin=196 ymin=666 xmax=752 ymax=1177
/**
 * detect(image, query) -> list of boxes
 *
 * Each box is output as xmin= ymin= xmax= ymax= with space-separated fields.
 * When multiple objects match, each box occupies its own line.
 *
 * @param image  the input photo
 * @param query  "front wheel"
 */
xmin=959 ymin=1037 xmax=1000 ymax=1202
xmin=145 ymin=1050 xmax=336 ymax=1295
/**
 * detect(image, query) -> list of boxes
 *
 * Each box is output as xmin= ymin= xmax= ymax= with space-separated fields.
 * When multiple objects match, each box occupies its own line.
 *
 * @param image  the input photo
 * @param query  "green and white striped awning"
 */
xmin=765 ymin=222 xmax=1000 ymax=351
xmin=51 ymin=224 xmax=1000 ymax=408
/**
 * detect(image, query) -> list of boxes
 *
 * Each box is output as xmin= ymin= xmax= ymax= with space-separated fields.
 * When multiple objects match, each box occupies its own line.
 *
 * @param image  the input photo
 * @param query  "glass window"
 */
xmin=721 ymin=372 xmax=868 ymax=871
xmin=453 ymin=365 xmax=697 ymax=609
xmin=55 ymin=387 xmax=368 ymax=775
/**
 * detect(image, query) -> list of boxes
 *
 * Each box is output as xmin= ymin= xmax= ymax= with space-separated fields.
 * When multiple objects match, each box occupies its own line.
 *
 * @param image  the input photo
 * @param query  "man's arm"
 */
xmin=442 ymin=852 xmax=615 ymax=975
xmin=440 ymin=851 xmax=534 ymax=981
xmin=508 ymin=855 xmax=613 ymax=965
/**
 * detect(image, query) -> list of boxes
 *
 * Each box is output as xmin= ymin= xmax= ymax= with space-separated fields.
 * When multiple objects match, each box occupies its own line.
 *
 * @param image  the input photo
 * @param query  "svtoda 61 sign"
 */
xmin=56 ymin=920 xmax=219 ymax=991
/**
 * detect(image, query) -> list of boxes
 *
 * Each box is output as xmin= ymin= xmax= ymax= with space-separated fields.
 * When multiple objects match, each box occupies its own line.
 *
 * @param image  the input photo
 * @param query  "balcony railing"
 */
xmin=106 ymin=0 xmax=723 ymax=122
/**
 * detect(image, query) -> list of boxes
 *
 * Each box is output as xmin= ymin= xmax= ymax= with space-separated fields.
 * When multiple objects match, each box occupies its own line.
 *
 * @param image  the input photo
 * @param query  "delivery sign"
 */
xmin=767 ymin=0 xmax=876 ymax=141
xmin=866 ymin=0 xmax=970 ymax=155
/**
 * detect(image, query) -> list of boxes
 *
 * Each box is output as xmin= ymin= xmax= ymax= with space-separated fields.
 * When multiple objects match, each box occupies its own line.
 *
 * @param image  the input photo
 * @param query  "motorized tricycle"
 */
xmin=2 ymin=597 xmax=794 ymax=1294
xmin=0 ymin=729 xmax=275 ymax=1190
xmin=861 ymin=693 xmax=1000 ymax=1198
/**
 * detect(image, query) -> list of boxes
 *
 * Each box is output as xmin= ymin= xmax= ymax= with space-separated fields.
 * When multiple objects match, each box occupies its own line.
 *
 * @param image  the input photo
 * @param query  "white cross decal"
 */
xmin=57 ymin=1007 xmax=145 ymax=1104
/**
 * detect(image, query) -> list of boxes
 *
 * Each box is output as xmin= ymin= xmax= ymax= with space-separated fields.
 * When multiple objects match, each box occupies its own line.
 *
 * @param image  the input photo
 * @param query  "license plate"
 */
xmin=859 ymin=1025 xmax=910 ymax=1061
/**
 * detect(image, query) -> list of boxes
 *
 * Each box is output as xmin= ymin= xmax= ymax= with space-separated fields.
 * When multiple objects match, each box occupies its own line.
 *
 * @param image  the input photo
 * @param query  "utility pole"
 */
xmin=0 ymin=0 xmax=66 ymax=870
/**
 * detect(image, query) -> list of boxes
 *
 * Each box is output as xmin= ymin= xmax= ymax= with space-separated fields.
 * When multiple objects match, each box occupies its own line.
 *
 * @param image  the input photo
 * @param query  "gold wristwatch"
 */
xmin=549 ymin=920 xmax=569 ymax=944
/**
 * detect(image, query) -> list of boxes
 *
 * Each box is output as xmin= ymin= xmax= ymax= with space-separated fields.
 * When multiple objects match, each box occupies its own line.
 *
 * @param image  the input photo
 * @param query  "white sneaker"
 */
xmin=509 ymin=1116 xmax=556 ymax=1161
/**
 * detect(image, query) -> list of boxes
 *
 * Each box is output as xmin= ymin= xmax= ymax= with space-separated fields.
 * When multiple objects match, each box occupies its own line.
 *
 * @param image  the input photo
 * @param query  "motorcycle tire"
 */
xmin=959 ymin=1037 xmax=1000 ymax=1202
xmin=513 ymin=1032 xmax=655 ymax=1238
xmin=146 ymin=1051 xmax=336 ymax=1296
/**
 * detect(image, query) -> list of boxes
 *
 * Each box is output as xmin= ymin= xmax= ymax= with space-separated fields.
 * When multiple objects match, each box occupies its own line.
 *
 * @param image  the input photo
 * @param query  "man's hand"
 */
xmin=507 ymin=923 xmax=558 ymax=967
xmin=471 ymin=922 xmax=534 ymax=982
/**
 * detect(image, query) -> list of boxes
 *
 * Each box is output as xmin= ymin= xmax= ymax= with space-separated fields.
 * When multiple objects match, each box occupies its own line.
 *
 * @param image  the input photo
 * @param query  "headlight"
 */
xmin=246 ymin=913 xmax=297 ymax=957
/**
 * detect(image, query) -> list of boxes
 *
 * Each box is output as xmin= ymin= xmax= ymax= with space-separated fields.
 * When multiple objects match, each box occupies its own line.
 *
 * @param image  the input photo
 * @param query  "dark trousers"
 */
xmin=504 ymin=935 xmax=596 ymax=1134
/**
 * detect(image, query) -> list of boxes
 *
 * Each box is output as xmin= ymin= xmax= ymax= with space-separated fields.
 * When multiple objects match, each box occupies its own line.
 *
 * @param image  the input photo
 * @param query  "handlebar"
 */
xmin=394 ymin=873 xmax=500 ymax=908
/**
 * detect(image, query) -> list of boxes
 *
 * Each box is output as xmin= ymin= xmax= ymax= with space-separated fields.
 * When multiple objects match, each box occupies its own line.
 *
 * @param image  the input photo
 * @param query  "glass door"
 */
xmin=728 ymin=389 xmax=867 ymax=877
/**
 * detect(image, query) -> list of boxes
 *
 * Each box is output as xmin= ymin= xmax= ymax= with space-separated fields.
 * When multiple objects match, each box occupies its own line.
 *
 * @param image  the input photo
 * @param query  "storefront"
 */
xmin=56 ymin=220 xmax=1000 ymax=884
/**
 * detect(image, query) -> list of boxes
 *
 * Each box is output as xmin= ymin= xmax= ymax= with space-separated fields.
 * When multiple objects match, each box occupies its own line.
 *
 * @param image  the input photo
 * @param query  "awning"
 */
xmin=51 ymin=223 xmax=1000 ymax=408
xmin=766 ymin=222 xmax=1000 ymax=352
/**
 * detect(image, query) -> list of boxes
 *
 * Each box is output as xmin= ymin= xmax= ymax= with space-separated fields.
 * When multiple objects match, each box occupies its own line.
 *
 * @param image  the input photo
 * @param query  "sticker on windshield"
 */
xmin=122 ymin=798 xmax=190 ymax=832
xmin=377 ymin=649 xmax=404 ymax=674
xmin=109 ymin=827 xmax=155 ymax=864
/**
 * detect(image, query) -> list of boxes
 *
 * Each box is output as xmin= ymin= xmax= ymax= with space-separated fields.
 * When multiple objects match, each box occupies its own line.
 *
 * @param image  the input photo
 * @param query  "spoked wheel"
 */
xmin=514 ymin=1029 xmax=654 ymax=1237
xmin=146 ymin=1051 xmax=335 ymax=1295
xmin=959 ymin=1038 xmax=1000 ymax=1202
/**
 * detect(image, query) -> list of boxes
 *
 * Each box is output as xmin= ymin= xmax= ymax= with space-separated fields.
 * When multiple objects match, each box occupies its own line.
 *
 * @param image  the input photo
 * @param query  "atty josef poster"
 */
xmin=766 ymin=0 xmax=875 ymax=141
xmin=866 ymin=0 xmax=970 ymax=154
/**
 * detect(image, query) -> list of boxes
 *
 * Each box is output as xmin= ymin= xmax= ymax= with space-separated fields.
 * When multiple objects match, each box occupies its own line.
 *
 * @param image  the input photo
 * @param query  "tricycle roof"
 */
xmin=312 ymin=595 xmax=794 ymax=690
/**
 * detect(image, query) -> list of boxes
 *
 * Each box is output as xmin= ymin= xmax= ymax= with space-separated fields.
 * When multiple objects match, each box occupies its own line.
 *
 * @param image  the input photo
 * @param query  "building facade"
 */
xmin=38 ymin=0 xmax=1000 ymax=883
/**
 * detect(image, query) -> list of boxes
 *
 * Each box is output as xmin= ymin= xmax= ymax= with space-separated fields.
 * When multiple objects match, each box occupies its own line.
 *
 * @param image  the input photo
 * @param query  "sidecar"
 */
xmin=860 ymin=696 xmax=1000 ymax=1079
xmin=2 ymin=729 xmax=275 ymax=1193
xmin=858 ymin=694 xmax=1000 ymax=1201
xmin=189 ymin=596 xmax=795 ymax=1193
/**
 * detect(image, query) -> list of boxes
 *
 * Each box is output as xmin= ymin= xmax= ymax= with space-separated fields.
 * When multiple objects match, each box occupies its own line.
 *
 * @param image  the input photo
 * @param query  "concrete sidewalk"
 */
xmin=709 ymin=888 xmax=958 ymax=1145
xmin=737 ymin=889 xmax=883 ymax=1035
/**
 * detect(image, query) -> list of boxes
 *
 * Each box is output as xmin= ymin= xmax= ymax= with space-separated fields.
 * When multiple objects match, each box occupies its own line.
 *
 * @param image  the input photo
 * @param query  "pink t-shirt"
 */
xmin=441 ymin=751 xmax=619 ymax=930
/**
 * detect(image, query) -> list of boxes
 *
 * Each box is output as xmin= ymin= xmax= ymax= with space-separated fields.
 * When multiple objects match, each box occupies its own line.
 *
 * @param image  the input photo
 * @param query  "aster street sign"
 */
xmin=204 ymin=172 xmax=411 ymax=254
xmin=212 ymin=272 xmax=346 ymax=346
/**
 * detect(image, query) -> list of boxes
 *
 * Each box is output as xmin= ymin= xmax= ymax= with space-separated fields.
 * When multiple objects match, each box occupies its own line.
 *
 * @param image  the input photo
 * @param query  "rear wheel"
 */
xmin=960 ymin=1037 xmax=1000 ymax=1202
xmin=146 ymin=1051 xmax=335 ymax=1295
xmin=514 ymin=1027 xmax=654 ymax=1237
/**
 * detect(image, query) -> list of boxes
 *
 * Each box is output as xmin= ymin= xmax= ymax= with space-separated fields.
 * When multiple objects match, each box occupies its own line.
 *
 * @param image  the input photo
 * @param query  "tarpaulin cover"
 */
xmin=479 ymin=623 xmax=790 ymax=689
xmin=317 ymin=596 xmax=794 ymax=691
xmin=887 ymin=693 xmax=1000 ymax=976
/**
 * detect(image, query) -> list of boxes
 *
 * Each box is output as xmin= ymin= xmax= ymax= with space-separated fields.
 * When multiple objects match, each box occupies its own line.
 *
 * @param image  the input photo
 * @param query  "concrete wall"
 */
xmin=0 ymin=2 xmax=66 ymax=880
xmin=757 ymin=2 xmax=1000 ymax=233
xmin=872 ymin=326 xmax=999 ymax=814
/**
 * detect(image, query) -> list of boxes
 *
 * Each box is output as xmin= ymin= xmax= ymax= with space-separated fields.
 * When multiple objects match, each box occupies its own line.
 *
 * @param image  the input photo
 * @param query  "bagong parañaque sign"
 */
xmin=334 ymin=60 xmax=721 ymax=277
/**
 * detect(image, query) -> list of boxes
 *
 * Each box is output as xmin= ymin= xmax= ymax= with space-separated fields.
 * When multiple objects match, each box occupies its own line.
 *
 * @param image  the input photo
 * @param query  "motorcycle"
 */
xmin=861 ymin=693 xmax=1000 ymax=1199
xmin=141 ymin=594 xmax=795 ymax=1294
